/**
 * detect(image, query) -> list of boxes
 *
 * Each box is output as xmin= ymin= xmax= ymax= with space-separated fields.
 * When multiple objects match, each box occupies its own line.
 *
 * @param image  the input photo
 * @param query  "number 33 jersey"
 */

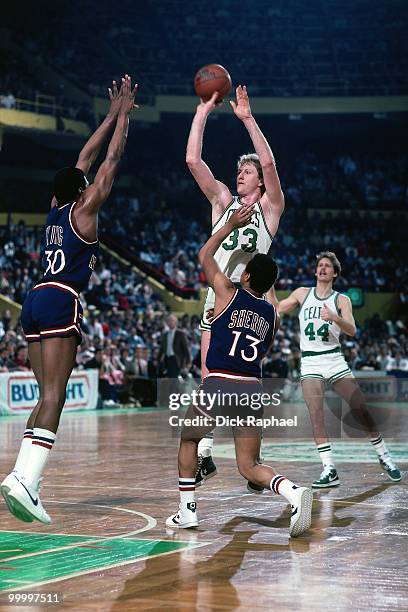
xmin=213 ymin=196 xmax=273 ymax=283
xmin=299 ymin=288 xmax=342 ymax=354
xmin=41 ymin=202 xmax=99 ymax=292
xmin=206 ymin=289 xmax=277 ymax=378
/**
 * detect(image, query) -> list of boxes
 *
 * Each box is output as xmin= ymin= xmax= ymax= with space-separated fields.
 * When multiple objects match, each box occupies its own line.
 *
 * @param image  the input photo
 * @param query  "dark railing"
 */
xmin=100 ymin=231 xmax=199 ymax=300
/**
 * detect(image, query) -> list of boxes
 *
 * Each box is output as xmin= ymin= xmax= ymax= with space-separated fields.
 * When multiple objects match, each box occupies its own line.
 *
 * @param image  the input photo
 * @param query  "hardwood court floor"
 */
xmin=0 ymin=407 xmax=407 ymax=611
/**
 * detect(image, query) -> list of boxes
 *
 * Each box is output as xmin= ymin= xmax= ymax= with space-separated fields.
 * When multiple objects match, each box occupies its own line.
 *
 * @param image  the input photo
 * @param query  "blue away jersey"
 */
xmin=206 ymin=288 xmax=277 ymax=378
xmin=41 ymin=202 xmax=98 ymax=291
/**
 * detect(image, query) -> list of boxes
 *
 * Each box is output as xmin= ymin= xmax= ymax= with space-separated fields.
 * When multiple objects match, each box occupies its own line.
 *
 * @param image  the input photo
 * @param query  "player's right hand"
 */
xmin=196 ymin=91 xmax=221 ymax=114
xmin=119 ymin=75 xmax=139 ymax=115
xmin=228 ymin=203 xmax=255 ymax=228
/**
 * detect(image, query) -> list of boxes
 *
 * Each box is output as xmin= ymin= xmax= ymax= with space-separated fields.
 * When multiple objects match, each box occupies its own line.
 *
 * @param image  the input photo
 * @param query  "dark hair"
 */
xmin=245 ymin=254 xmax=278 ymax=294
xmin=237 ymin=153 xmax=265 ymax=195
xmin=315 ymin=251 xmax=341 ymax=283
xmin=53 ymin=167 xmax=87 ymax=204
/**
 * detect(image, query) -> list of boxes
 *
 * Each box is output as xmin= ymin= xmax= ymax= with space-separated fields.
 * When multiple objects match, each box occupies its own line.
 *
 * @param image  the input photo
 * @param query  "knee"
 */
xmin=236 ymin=457 xmax=256 ymax=481
xmin=41 ymin=391 xmax=65 ymax=411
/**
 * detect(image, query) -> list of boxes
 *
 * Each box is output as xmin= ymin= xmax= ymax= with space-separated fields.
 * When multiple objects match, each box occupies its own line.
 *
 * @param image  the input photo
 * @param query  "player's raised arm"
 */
xmin=79 ymin=75 xmax=137 ymax=215
xmin=186 ymin=92 xmax=232 ymax=212
xmin=199 ymin=203 xmax=254 ymax=291
xmin=50 ymin=78 xmax=124 ymax=209
xmin=231 ymin=85 xmax=285 ymax=234
xmin=76 ymin=78 xmax=124 ymax=175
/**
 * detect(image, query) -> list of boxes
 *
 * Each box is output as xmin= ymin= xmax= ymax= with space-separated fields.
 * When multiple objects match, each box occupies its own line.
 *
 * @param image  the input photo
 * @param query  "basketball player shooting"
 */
xmin=0 ymin=75 xmax=138 ymax=524
xmin=166 ymin=204 xmax=313 ymax=538
xmin=186 ymin=84 xmax=285 ymax=484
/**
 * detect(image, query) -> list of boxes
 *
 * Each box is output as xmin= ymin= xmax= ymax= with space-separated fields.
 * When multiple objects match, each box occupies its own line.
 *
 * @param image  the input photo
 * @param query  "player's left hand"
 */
xmin=229 ymin=203 xmax=255 ymax=228
xmin=321 ymin=304 xmax=337 ymax=322
xmin=107 ymin=78 xmax=122 ymax=116
xmin=230 ymin=85 xmax=252 ymax=121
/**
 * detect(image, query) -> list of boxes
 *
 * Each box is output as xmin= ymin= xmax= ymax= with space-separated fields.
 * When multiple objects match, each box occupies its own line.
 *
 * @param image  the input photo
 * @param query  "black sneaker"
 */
xmin=195 ymin=455 xmax=217 ymax=487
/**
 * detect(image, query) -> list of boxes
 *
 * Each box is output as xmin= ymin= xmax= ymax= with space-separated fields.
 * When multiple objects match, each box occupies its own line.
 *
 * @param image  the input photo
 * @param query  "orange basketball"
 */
xmin=194 ymin=64 xmax=232 ymax=102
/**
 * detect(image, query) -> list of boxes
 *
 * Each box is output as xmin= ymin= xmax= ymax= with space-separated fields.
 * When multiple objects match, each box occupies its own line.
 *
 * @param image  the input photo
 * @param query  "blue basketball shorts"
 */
xmin=21 ymin=281 xmax=83 ymax=343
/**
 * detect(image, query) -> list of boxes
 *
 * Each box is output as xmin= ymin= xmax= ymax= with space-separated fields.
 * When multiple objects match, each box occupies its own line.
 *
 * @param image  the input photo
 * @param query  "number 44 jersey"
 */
xmin=299 ymin=288 xmax=342 ymax=354
xmin=206 ymin=288 xmax=277 ymax=378
xmin=41 ymin=202 xmax=99 ymax=292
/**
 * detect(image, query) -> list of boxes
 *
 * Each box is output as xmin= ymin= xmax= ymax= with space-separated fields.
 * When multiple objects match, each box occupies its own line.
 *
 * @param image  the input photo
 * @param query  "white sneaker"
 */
xmin=6 ymin=474 xmax=51 ymax=524
xmin=1 ymin=472 xmax=34 ymax=523
xmin=166 ymin=502 xmax=198 ymax=529
xmin=289 ymin=487 xmax=313 ymax=538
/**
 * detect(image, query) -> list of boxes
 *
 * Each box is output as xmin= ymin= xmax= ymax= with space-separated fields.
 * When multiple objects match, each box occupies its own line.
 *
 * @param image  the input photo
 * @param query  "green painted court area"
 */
xmin=0 ymin=532 xmax=195 ymax=591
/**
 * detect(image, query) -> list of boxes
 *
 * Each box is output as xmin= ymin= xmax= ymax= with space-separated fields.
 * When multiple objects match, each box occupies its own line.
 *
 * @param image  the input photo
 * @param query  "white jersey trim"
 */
xmin=211 ymin=289 xmax=239 ymax=324
xmin=69 ymin=202 xmax=98 ymax=245
xmin=33 ymin=281 xmax=79 ymax=298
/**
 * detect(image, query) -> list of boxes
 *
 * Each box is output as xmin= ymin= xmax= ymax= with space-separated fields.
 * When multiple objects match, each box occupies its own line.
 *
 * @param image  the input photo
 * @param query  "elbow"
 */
xmin=198 ymin=247 xmax=206 ymax=265
xmin=348 ymin=326 xmax=357 ymax=337
xmin=186 ymin=156 xmax=200 ymax=170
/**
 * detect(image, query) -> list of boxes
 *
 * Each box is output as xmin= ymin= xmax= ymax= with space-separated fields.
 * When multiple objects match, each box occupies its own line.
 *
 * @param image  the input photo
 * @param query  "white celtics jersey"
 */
xmin=299 ymin=288 xmax=342 ymax=353
xmin=212 ymin=196 xmax=273 ymax=282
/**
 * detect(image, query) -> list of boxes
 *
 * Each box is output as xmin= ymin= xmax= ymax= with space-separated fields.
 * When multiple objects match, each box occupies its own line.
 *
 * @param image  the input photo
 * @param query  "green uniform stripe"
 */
xmin=334 ymin=292 xmax=341 ymax=315
xmin=300 ymin=374 xmax=324 ymax=379
xmin=301 ymin=347 xmax=341 ymax=357
xmin=313 ymin=288 xmax=335 ymax=301
xmin=329 ymin=368 xmax=352 ymax=382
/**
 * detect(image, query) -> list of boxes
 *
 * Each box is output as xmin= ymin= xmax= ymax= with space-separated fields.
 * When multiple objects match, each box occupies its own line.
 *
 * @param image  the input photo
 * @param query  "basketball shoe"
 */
xmin=312 ymin=466 xmax=340 ymax=488
xmin=1 ymin=472 xmax=34 ymax=523
xmin=378 ymin=454 xmax=402 ymax=482
xmin=195 ymin=455 xmax=217 ymax=487
xmin=4 ymin=473 xmax=51 ymax=524
xmin=289 ymin=487 xmax=313 ymax=538
xmin=166 ymin=502 xmax=198 ymax=529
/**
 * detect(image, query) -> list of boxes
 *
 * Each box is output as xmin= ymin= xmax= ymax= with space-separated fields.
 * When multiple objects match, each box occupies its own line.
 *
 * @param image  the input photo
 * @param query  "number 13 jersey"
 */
xmin=41 ymin=202 xmax=99 ymax=292
xmin=299 ymin=288 xmax=342 ymax=354
xmin=206 ymin=288 xmax=277 ymax=378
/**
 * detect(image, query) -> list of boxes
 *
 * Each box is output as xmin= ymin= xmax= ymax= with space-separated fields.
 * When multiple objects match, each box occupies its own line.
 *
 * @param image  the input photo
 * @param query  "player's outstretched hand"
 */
xmin=196 ymin=91 xmax=221 ymax=115
xmin=107 ymin=79 xmax=122 ymax=116
xmin=229 ymin=203 xmax=255 ymax=229
xmin=119 ymin=74 xmax=139 ymax=115
xmin=230 ymin=85 xmax=252 ymax=121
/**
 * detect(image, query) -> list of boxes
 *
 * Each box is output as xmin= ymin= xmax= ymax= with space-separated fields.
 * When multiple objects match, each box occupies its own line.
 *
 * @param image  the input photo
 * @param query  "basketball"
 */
xmin=194 ymin=64 xmax=232 ymax=102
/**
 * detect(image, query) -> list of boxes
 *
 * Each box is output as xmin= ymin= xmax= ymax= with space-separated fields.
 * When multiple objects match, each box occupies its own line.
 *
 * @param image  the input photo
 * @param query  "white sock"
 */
xmin=317 ymin=443 xmax=335 ymax=468
xmin=179 ymin=478 xmax=195 ymax=505
xmin=23 ymin=428 xmax=56 ymax=488
xmin=370 ymin=435 xmax=388 ymax=459
xmin=13 ymin=428 xmax=34 ymax=473
xmin=270 ymin=474 xmax=301 ymax=506
xmin=198 ymin=433 xmax=214 ymax=458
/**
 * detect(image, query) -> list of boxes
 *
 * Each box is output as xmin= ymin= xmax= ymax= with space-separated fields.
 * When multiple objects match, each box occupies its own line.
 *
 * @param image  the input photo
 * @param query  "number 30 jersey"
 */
xmin=41 ymin=202 xmax=99 ymax=292
xmin=206 ymin=289 xmax=277 ymax=378
xmin=299 ymin=288 xmax=342 ymax=354
xmin=212 ymin=196 xmax=273 ymax=283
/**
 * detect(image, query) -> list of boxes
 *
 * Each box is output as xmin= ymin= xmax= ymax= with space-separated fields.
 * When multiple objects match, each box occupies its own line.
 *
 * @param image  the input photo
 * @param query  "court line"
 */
xmin=1 ymin=503 xmax=156 ymax=563
xmin=0 ymin=530 xmax=208 ymax=545
xmin=2 ymin=541 xmax=211 ymax=592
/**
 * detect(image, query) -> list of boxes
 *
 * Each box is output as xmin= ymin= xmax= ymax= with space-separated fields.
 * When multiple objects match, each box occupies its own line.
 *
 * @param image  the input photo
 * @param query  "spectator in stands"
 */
xmin=157 ymin=314 xmax=191 ymax=378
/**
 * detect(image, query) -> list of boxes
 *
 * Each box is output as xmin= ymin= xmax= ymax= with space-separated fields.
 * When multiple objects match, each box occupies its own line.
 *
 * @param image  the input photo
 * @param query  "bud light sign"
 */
xmin=0 ymin=370 xmax=99 ymax=414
